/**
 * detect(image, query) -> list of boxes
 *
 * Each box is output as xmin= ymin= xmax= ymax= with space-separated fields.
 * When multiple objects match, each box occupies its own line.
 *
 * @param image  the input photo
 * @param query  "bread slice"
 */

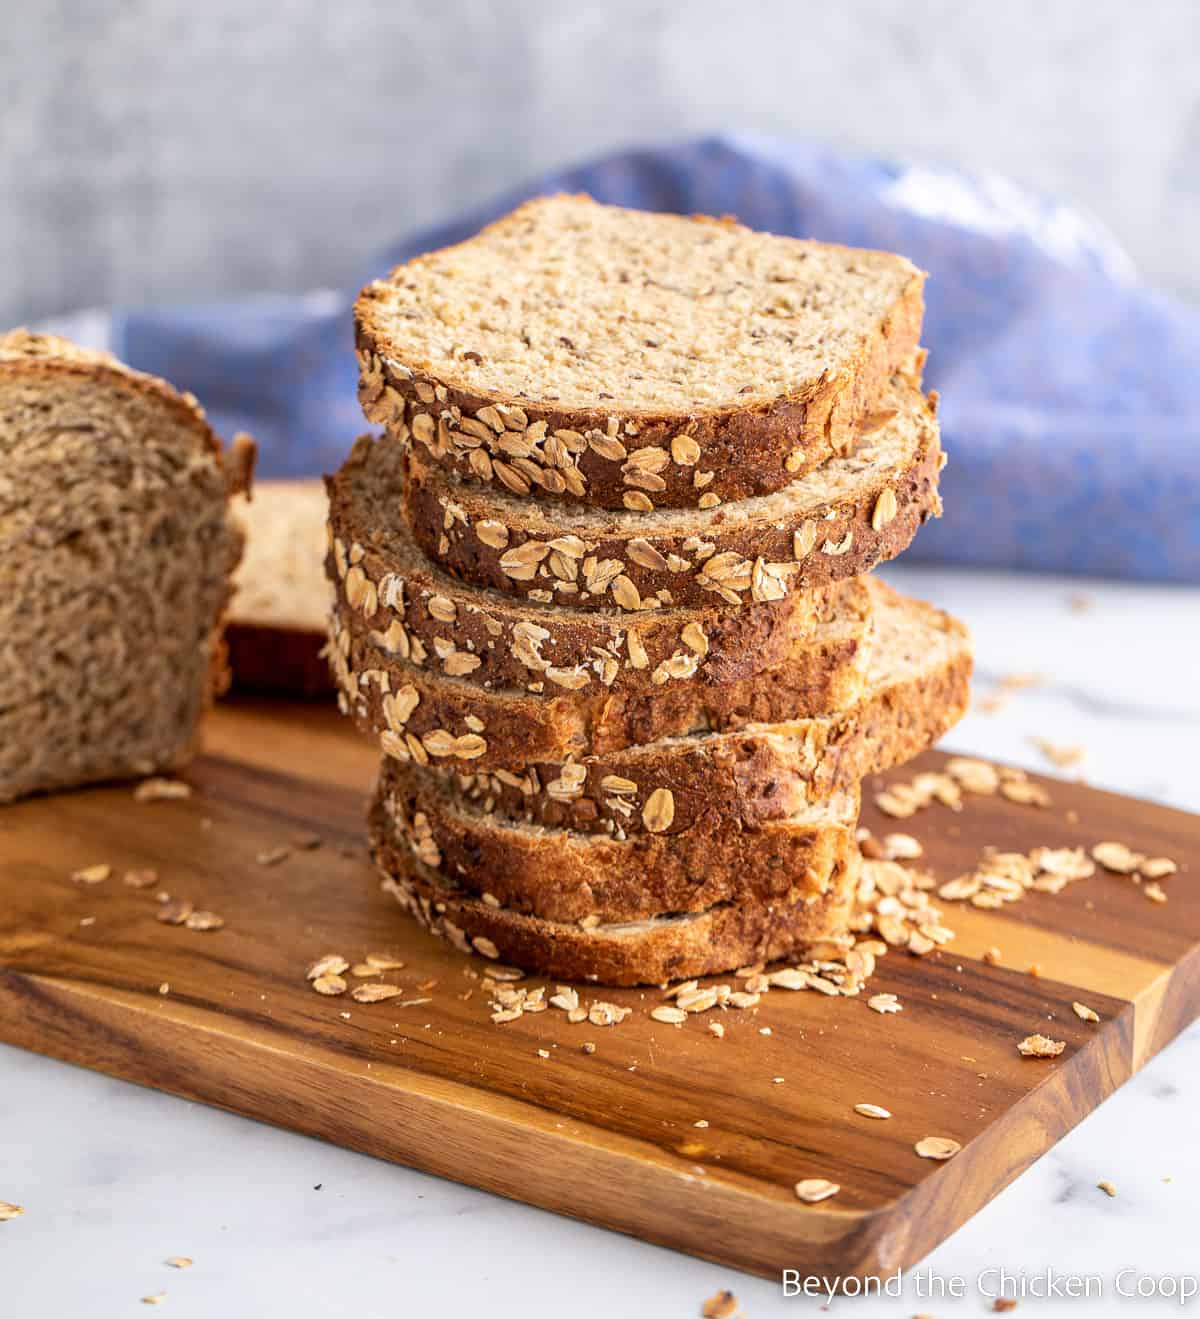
xmin=357 ymin=195 xmax=924 ymax=509
xmin=370 ymin=798 xmax=860 ymax=986
xmin=379 ymin=581 xmax=970 ymax=837
xmin=0 ymin=330 xmax=252 ymax=802
xmin=227 ymin=481 xmax=333 ymax=694
xmin=327 ymin=431 xmax=849 ymax=699
xmin=328 ymin=575 xmax=872 ymax=768
xmin=376 ymin=757 xmax=859 ymax=923
xmin=399 ymin=372 xmax=941 ymax=611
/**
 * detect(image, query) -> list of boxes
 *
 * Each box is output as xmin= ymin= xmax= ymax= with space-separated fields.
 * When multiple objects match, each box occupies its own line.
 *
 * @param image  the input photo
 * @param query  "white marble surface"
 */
xmin=4 ymin=565 xmax=1200 ymax=1318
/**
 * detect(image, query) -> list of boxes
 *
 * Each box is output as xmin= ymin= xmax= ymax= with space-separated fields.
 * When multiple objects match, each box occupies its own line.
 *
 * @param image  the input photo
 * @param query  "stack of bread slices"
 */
xmin=326 ymin=195 xmax=972 ymax=986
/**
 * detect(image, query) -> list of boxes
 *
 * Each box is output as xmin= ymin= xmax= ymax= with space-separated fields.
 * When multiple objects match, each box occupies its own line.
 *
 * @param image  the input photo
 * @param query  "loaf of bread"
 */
xmin=0 ymin=330 xmax=252 ymax=802
xmin=398 ymin=371 xmax=942 ymax=612
xmin=227 ymin=480 xmax=333 ymax=694
xmin=357 ymin=194 xmax=925 ymax=510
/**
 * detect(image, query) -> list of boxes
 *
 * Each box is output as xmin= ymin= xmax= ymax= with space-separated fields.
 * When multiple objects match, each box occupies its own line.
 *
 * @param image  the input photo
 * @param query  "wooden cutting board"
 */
xmin=2 ymin=698 xmax=1198 ymax=1283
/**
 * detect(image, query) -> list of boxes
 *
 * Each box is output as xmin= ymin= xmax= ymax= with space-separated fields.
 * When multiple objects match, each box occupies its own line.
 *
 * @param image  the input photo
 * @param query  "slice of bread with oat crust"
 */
xmin=375 ymin=763 xmax=859 ymax=926
xmin=327 ymin=577 xmax=873 ymax=768
xmin=357 ymin=194 xmax=924 ymax=510
xmin=327 ymin=431 xmax=850 ymax=700
xmin=399 ymin=371 xmax=941 ymax=612
xmin=374 ymin=580 xmax=971 ymax=835
xmin=370 ymin=797 xmax=861 ymax=986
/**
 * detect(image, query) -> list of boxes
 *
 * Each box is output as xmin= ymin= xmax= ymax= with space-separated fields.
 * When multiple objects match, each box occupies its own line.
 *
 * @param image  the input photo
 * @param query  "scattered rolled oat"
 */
xmin=365 ymin=953 xmax=405 ymax=970
xmin=1097 ymin=1179 xmax=1117 ymax=1198
xmin=1072 ymin=1002 xmax=1100 ymax=1024
xmin=1140 ymin=857 xmax=1178 ymax=879
xmin=306 ymin=954 xmax=349 ymax=980
xmin=588 ymin=1001 xmax=631 ymax=1027
xmin=536 ymin=1049 xmax=550 ymax=1059
xmin=312 ymin=974 xmax=347 ymax=997
xmin=158 ymin=983 xmax=169 ymax=995
xmin=0 ymin=1201 xmax=24 ymax=1221
xmin=915 ymin=1136 xmax=961 ymax=1160
xmin=854 ymin=1103 xmax=892 ymax=1120
xmin=581 ymin=1042 xmax=596 ymax=1055
xmin=123 ymin=868 xmax=159 ymax=889
xmin=1018 ymin=1034 xmax=1066 ymax=1058
xmin=1029 ymin=737 xmax=1083 ymax=768
xmin=1144 ymin=882 xmax=1168 ymax=904
xmin=867 ymin=993 xmax=902 ymax=1015
xmin=650 ymin=1005 xmax=688 ymax=1025
xmin=165 ymin=1257 xmax=192 ymax=1269
xmin=694 ymin=1119 xmax=709 ymax=1129
xmin=156 ymin=899 xmax=193 ymax=926
xmin=882 ymin=832 xmax=924 ymax=860
xmin=794 ymin=1178 xmax=840 ymax=1203
xmin=256 ymin=846 xmax=291 ymax=867
xmin=1091 ymin=841 xmax=1143 ymax=874
xmin=134 ymin=777 xmax=192 ymax=802
xmin=71 ymin=864 xmax=111 ymax=885
xmin=708 ymin=1022 xmax=725 ymax=1039
xmin=351 ymin=983 xmax=405 ymax=1003
xmin=184 ymin=911 xmax=224 ymax=932
xmin=1000 ymin=778 xmax=1051 ymax=807
xmin=701 ymin=1290 xmax=740 ymax=1319
xmin=141 ymin=1295 xmax=166 ymax=1306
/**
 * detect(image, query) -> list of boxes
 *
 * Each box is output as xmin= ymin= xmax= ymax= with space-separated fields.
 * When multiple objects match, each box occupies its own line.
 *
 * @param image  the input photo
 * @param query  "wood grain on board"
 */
xmin=1 ymin=698 xmax=1197 ymax=1281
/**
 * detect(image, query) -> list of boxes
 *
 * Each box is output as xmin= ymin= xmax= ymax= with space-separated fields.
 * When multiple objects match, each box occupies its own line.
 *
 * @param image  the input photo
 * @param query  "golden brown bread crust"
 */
xmin=396 ymin=379 xmax=942 ymax=612
xmin=225 ymin=622 xmax=332 ymax=696
xmin=326 ymin=590 xmax=871 ymax=769
xmin=325 ymin=433 xmax=852 ymax=698
xmin=376 ymin=768 xmax=859 ymax=924
xmin=371 ymin=580 xmax=972 ymax=836
xmin=355 ymin=196 xmax=926 ymax=510
xmin=370 ymin=798 xmax=860 ymax=986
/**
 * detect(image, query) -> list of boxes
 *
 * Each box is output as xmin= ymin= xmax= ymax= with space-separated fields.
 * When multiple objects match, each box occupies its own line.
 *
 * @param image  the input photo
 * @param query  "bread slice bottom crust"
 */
xmin=370 ymin=797 xmax=860 ymax=987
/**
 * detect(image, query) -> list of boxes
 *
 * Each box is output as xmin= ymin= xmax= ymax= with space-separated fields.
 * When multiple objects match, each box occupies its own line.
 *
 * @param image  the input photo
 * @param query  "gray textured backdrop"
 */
xmin=4 ymin=0 xmax=1199 ymax=326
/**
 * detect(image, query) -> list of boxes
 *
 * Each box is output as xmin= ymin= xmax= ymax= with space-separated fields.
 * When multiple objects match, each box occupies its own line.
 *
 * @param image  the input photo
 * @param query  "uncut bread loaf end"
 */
xmin=0 ymin=330 xmax=253 ymax=802
xmin=357 ymin=194 xmax=925 ymax=510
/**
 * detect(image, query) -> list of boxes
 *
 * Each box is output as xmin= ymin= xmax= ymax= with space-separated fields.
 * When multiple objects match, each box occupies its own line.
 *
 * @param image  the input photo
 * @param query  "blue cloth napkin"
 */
xmin=114 ymin=135 xmax=1200 ymax=583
